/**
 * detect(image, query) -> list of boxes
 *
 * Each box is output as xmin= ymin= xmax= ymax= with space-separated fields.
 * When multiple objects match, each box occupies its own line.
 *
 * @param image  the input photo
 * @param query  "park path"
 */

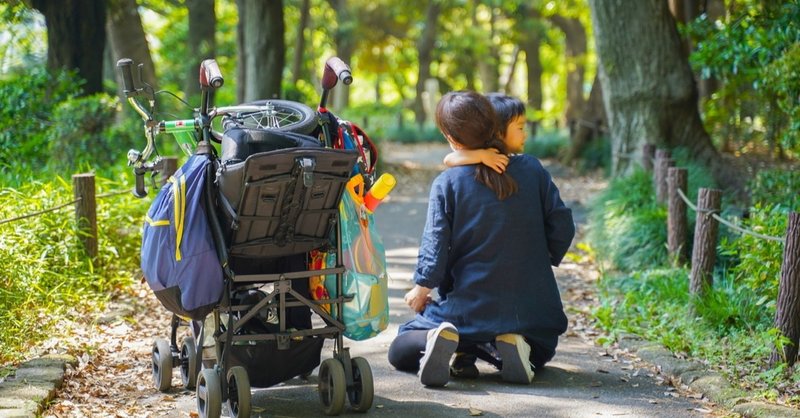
xmin=40 ymin=143 xmax=725 ymax=418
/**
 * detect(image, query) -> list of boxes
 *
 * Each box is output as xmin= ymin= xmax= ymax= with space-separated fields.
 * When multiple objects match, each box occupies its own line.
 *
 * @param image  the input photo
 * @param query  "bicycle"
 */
xmin=117 ymin=56 xmax=353 ymax=197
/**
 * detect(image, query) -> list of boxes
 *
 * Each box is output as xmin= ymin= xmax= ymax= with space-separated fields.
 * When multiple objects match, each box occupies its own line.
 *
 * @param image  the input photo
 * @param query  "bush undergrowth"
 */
xmin=0 ymin=170 xmax=147 ymax=364
xmin=588 ymin=151 xmax=800 ymax=403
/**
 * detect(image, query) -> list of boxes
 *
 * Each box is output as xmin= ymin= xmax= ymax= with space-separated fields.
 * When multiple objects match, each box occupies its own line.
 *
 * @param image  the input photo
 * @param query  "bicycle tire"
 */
xmin=227 ymin=99 xmax=318 ymax=135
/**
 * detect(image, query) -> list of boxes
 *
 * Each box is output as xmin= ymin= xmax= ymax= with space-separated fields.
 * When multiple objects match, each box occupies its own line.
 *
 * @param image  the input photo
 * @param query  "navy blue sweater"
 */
xmin=414 ymin=154 xmax=575 ymax=352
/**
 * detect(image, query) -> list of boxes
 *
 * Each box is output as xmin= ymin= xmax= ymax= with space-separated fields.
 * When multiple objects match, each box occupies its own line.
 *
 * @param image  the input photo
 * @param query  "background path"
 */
xmin=39 ymin=143 xmax=726 ymax=417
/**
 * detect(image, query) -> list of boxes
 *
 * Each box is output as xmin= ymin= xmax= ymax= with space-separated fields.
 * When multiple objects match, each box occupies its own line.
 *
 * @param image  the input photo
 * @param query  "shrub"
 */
xmin=47 ymin=94 xmax=135 ymax=173
xmin=748 ymin=169 xmax=800 ymax=211
xmin=0 ymin=67 xmax=81 ymax=172
xmin=525 ymin=129 xmax=569 ymax=159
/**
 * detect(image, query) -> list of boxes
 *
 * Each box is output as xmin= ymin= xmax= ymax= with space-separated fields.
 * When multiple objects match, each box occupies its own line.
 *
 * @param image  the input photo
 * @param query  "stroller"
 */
xmin=117 ymin=56 xmax=380 ymax=417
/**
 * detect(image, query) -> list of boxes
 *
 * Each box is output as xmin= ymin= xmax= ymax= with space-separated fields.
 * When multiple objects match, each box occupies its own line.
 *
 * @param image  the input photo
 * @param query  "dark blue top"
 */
xmin=414 ymin=154 xmax=575 ymax=352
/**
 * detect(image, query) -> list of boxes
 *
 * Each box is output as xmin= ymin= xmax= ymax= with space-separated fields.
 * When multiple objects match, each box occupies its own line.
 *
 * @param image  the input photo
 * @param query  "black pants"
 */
xmin=387 ymin=329 xmax=554 ymax=373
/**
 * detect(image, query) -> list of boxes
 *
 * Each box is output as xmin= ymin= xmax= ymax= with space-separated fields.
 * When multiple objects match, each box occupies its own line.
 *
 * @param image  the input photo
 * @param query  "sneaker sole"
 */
xmin=496 ymin=334 xmax=534 ymax=384
xmin=419 ymin=326 xmax=459 ymax=387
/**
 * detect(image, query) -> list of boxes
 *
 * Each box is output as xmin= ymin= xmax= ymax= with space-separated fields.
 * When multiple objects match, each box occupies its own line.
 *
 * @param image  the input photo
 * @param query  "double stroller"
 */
xmin=119 ymin=57 xmax=380 ymax=417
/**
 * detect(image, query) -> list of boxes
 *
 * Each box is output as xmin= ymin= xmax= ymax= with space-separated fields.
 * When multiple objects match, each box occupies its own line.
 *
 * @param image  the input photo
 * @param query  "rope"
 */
xmin=0 ymin=198 xmax=81 ymax=226
xmin=0 ymin=188 xmax=131 ymax=226
xmin=675 ymin=188 xmax=785 ymax=243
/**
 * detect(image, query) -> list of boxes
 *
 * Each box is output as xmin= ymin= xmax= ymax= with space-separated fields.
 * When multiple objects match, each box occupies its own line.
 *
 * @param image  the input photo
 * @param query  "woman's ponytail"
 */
xmin=474 ymin=137 xmax=517 ymax=200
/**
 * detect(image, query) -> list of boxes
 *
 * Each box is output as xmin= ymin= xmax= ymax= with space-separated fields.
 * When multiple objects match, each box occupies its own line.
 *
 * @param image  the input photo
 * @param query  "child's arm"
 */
xmin=443 ymin=149 xmax=509 ymax=173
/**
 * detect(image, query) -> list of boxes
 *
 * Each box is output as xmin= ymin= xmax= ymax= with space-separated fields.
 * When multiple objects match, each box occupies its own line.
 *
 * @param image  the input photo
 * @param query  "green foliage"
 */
xmin=47 ymin=94 xmax=137 ymax=173
xmin=748 ymin=169 xmax=800 ymax=211
xmin=587 ymin=169 xmax=668 ymax=272
xmin=719 ymin=204 xmax=788 ymax=302
xmin=525 ymin=129 xmax=568 ymax=159
xmin=685 ymin=1 xmax=800 ymax=157
xmin=0 ymin=67 xmax=82 ymax=172
xmin=0 ymin=171 xmax=148 ymax=363
xmin=384 ymin=124 xmax=444 ymax=144
xmin=577 ymin=134 xmax=611 ymax=173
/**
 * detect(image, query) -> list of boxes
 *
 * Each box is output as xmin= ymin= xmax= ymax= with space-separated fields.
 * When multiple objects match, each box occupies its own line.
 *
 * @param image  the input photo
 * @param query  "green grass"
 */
xmin=0 ymin=169 xmax=147 ymax=364
xmin=587 ymin=152 xmax=800 ymax=404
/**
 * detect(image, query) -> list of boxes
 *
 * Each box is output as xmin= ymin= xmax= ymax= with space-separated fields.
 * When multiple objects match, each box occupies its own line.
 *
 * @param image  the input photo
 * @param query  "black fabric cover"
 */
xmin=221 ymin=126 xmax=322 ymax=164
xmin=228 ymin=337 xmax=325 ymax=388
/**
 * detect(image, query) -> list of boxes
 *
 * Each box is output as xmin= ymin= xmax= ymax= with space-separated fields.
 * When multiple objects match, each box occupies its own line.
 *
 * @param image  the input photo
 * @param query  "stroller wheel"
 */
xmin=197 ymin=368 xmax=222 ymax=418
xmin=226 ymin=366 xmax=251 ymax=418
xmin=348 ymin=357 xmax=374 ymax=412
xmin=180 ymin=337 xmax=198 ymax=389
xmin=318 ymin=358 xmax=346 ymax=416
xmin=152 ymin=338 xmax=173 ymax=392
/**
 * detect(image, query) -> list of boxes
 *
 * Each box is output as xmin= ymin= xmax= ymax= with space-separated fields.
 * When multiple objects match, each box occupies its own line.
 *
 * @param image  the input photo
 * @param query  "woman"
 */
xmin=387 ymin=91 xmax=575 ymax=387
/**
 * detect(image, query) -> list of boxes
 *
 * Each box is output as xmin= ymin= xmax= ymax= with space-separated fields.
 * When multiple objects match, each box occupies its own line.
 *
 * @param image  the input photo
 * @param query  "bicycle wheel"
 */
xmin=228 ymin=99 xmax=317 ymax=134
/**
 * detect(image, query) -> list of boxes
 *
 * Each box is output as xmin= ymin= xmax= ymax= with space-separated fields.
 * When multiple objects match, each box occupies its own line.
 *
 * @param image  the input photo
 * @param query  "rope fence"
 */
xmin=644 ymin=146 xmax=800 ymax=368
xmin=675 ymin=188 xmax=785 ymax=243
xmin=0 ymin=157 xmax=179 ymax=258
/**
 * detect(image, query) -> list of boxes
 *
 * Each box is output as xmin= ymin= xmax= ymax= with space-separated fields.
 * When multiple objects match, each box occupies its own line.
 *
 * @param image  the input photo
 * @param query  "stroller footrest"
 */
xmin=232 ymin=266 xmax=345 ymax=283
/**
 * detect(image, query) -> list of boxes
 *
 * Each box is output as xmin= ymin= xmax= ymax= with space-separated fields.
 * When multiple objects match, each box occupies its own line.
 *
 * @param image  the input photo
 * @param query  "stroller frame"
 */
xmin=153 ymin=146 xmax=373 ymax=418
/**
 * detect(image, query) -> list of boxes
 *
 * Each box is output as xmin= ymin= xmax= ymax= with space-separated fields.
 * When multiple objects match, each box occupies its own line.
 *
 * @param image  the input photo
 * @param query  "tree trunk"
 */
xmin=291 ymin=0 xmax=311 ymax=85
xmin=413 ymin=1 xmax=440 ymax=127
xmin=107 ymin=0 xmax=157 ymax=92
xmin=237 ymin=0 xmax=285 ymax=102
xmin=520 ymin=30 xmax=543 ymax=138
xmin=548 ymin=14 xmax=588 ymax=126
xmin=770 ymin=213 xmax=800 ymax=366
xmin=566 ymin=74 xmax=606 ymax=163
xmin=588 ymin=0 xmax=719 ymax=179
xmin=474 ymin=1 xmax=499 ymax=93
xmin=326 ymin=0 xmax=356 ymax=110
xmin=31 ymin=0 xmax=107 ymax=96
xmin=185 ymin=0 xmax=216 ymax=100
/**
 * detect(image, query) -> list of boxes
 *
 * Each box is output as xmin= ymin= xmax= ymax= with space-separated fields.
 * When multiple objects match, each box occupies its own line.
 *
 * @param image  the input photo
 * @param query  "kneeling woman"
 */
xmin=387 ymin=91 xmax=575 ymax=387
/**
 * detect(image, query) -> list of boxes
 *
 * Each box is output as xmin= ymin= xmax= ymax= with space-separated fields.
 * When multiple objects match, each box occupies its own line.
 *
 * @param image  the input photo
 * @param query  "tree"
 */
xmin=290 ymin=0 xmax=311 ymax=85
xmin=413 ymin=0 xmax=440 ymax=127
xmin=588 ymin=0 xmax=719 ymax=177
xmin=107 ymin=0 xmax=157 ymax=90
xmin=325 ymin=0 xmax=357 ymax=109
xmin=236 ymin=0 xmax=285 ymax=102
xmin=28 ymin=0 xmax=107 ymax=95
xmin=185 ymin=0 xmax=216 ymax=100
xmin=547 ymin=14 xmax=587 ymax=126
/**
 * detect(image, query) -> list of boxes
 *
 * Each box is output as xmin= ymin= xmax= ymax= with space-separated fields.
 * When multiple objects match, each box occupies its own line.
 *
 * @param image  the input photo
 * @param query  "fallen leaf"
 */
xmin=468 ymin=408 xmax=483 ymax=416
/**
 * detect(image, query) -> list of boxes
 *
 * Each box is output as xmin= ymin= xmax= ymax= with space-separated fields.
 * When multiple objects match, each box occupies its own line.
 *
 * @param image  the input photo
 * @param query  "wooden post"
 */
xmin=642 ymin=143 xmax=656 ymax=172
xmin=667 ymin=167 xmax=688 ymax=265
xmin=653 ymin=149 xmax=671 ymax=200
xmin=72 ymin=173 xmax=97 ymax=259
xmin=159 ymin=157 xmax=179 ymax=186
xmin=689 ymin=188 xmax=721 ymax=297
xmin=770 ymin=212 xmax=800 ymax=367
xmin=655 ymin=157 xmax=674 ymax=203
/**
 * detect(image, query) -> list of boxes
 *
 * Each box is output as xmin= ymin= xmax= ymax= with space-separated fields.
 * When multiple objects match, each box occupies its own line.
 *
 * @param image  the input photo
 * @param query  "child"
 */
xmin=442 ymin=93 xmax=528 ymax=173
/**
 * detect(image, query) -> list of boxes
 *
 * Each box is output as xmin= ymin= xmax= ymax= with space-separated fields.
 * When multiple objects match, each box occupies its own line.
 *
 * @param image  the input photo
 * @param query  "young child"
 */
xmin=442 ymin=93 xmax=528 ymax=173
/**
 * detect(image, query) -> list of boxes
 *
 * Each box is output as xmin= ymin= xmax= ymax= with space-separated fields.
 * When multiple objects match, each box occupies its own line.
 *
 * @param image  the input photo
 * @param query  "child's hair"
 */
xmin=435 ymin=91 xmax=517 ymax=200
xmin=486 ymin=92 xmax=526 ymax=138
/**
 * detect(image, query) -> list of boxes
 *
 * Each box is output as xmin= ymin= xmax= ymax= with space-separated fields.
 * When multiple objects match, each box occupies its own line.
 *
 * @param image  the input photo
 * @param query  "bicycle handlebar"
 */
xmin=322 ymin=57 xmax=352 ymax=90
xmin=200 ymin=59 xmax=224 ymax=89
xmin=117 ymin=58 xmax=136 ymax=95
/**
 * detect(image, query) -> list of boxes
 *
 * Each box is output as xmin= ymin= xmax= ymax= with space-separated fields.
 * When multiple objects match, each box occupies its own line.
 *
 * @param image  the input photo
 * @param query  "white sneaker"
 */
xmin=418 ymin=322 xmax=459 ymax=387
xmin=496 ymin=333 xmax=534 ymax=384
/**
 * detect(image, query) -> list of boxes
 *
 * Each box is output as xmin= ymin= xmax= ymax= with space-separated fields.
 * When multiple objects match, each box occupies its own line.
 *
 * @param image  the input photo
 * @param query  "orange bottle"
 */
xmin=364 ymin=173 xmax=396 ymax=213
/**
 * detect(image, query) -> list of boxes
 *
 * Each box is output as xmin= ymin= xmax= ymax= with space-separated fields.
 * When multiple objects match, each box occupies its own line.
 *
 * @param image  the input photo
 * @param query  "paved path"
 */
xmin=20 ymin=142 xmax=749 ymax=417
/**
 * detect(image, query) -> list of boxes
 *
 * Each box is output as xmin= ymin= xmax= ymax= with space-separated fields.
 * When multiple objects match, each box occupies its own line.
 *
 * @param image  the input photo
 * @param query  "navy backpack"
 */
xmin=140 ymin=153 xmax=223 ymax=320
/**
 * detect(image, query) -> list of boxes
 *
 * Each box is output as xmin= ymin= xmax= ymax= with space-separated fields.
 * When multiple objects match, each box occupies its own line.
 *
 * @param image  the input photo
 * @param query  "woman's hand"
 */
xmin=404 ymin=285 xmax=432 ymax=313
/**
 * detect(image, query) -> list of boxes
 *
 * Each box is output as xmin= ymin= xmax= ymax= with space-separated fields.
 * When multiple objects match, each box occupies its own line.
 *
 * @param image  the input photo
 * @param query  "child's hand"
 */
xmin=404 ymin=285 xmax=432 ymax=313
xmin=480 ymin=148 xmax=509 ymax=174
